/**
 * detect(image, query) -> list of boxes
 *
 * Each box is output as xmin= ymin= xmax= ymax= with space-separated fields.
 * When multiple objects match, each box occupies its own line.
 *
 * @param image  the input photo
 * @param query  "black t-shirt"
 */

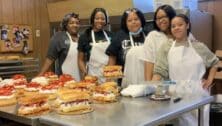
xmin=106 ymin=30 xmax=148 ymax=66
xmin=47 ymin=31 xmax=70 ymax=75
xmin=77 ymin=29 xmax=113 ymax=61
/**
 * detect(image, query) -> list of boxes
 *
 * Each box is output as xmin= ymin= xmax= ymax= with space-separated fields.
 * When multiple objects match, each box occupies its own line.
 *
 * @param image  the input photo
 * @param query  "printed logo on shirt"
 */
xmin=121 ymin=40 xmax=131 ymax=49
xmin=121 ymin=39 xmax=142 ymax=49
xmin=64 ymin=39 xmax=70 ymax=45
xmin=121 ymin=39 xmax=143 ymax=62
xmin=134 ymin=42 xmax=143 ymax=46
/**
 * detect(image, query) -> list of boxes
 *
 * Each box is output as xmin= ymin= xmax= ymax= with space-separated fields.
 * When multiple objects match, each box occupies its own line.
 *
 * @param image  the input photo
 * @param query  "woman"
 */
xmin=39 ymin=12 xmax=81 ymax=81
xmin=143 ymin=5 xmax=176 ymax=81
xmin=78 ymin=8 xmax=113 ymax=82
xmin=106 ymin=8 xmax=148 ymax=87
xmin=153 ymin=14 xmax=219 ymax=126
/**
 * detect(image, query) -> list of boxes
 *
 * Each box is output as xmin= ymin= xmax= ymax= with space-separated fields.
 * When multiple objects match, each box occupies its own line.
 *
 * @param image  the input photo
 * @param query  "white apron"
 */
xmin=87 ymin=30 xmax=110 ymax=83
xmin=122 ymin=33 xmax=145 ymax=88
xmin=168 ymin=40 xmax=209 ymax=126
xmin=61 ymin=32 xmax=80 ymax=81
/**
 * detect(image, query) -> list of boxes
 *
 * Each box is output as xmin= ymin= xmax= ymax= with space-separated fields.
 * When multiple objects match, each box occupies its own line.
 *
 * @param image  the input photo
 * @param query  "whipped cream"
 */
xmin=93 ymin=93 xmax=115 ymax=98
xmin=60 ymin=101 xmax=89 ymax=108
xmin=31 ymin=77 xmax=49 ymax=86
xmin=15 ymin=85 xmax=26 ymax=89
xmin=0 ymin=79 xmax=15 ymax=87
xmin=14 ymin=78 xmax=26 ymax=82
xmin=0 ymin=94 xmax=15 ymax=99
xmin=39 ymin=89 xmax=57 ymax=94
xmin=24 ymin=87 xmax=39 ymax=91
xmin=20 ymin=103 xmax=49 ymax=112
xmin=64 ymin=80 xmax=76 ymax=86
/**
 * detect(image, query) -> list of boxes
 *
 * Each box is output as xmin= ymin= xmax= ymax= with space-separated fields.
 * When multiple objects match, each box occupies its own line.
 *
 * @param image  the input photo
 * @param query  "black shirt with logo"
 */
xmin=106 ymin=30 xmax=148 ymax=66
xmin=77 ymin=29 xmax=113 ymax=62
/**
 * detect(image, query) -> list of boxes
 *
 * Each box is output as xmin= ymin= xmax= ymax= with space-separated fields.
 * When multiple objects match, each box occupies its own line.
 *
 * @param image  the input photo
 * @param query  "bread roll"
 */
xmin=57 ymin=87 xmax=80 ymax=96
xmin=103 ymin=65 xmax=123 ymax=77
xmin=93 ymin=84 xmax=118 ymax=103
xmin=84 ymin=75 xmax=98 ymax=83
xmin=18 ymin=103 xmax=50 ymax=116
xmin=102 ymin=81 xmax=118 ymax=88
xmin=18 ymin=94 xmax=48 ymax=105
xmin=56 ymin=89 xmax=92 ymax=114
xmin=18 ymin=94 xmax=50 ymax=116
xmin=0 ymin=96 xmax=17 ymax=107
xmin=59 ymin=92 xmax=90 ymax=102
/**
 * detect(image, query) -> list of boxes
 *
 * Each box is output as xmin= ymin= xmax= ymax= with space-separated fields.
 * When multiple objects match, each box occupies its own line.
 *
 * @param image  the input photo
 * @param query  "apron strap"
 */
xmin=91 ymin=30 xmax=96 ymax=44
xmin=66 ymin=31 xmax=79 ymax=43
xmin=188 ymin=39 xmax=193 ymax=48
xmin=66 ymin=32 xmax=72 ymax=44
xmin=129 ymin=32 xmax=146 ymax=47
xmin=103 ymin=30 xmax=111 ymax=43
xmin=170 ymin=41 xmax=176 ymax=50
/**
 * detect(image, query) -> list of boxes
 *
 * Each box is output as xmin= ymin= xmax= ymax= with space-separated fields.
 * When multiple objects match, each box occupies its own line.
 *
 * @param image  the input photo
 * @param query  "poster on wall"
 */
xmin=0 ymin=24 xmax=33 ymax=54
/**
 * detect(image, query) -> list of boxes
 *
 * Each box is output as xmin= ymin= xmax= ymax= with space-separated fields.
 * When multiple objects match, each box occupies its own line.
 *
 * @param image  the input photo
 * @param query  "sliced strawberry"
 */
xmin=12 ymin=74 xmax=26 ymax=79
xmin=27 ymin=82 xmax=41 ymax=88
xmin=59 ymin=74 xmax=74 ymax=82
xmin=41 ymin=83 xmax=59 ymax=90
xmin=0 ymin=86 xmax=14 ymax=96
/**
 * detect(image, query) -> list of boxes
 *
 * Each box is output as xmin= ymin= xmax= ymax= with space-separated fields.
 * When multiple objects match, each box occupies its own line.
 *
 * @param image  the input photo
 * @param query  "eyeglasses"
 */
xmin=125 ymin=8 xmax=138 ymax=14
xmin=156 ymin=16 xmax=168 ymax=22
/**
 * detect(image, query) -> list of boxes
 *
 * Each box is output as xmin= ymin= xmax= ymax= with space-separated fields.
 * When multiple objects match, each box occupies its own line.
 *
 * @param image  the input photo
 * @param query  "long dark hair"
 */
xmin=90 ymin=8 xmax=109 ymax=26
xmin=153 ymin=5 xmax=176 ymax=31
xmin=85 ymin=8 xmax=109 ymax=35
xmin=120 ymin=8 xmax=146 ymax=33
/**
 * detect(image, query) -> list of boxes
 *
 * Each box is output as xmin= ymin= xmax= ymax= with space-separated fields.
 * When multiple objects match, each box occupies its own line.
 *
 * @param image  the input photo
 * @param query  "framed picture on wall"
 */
xmin=0 ymin=24 xmax=33 ymax=54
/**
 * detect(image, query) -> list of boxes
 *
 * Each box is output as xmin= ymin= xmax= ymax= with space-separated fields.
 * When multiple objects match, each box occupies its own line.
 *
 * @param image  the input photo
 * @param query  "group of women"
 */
xmin=39 ymin=4 xmax=219 ymax=126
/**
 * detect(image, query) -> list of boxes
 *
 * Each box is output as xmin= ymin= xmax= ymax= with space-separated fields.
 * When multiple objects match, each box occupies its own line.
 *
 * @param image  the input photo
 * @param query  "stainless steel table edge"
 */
xmin=0 ymin=110 xmax=40 ymax=126
xmin=38 ymin=96 xmax=214 ymax=126
xmin=39 ymin=118 xmax=80 ymax=126
xmin=141 ymin=96 xmax=214 ymax=126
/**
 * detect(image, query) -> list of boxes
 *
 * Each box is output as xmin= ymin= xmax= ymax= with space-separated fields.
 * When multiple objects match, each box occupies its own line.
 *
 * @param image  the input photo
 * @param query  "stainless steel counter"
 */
xmin=39 ymin=95 xmax=214 ymax=126
xmin=0 ymin=104 xmax=39 ymax=126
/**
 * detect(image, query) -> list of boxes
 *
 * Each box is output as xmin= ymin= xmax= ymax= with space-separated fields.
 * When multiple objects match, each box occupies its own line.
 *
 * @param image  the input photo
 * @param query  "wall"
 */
xmin=0 ymin=0 xmax=133 ymax=69
xmin=47 ymin=0 xmax=133 ymax=22
xmin=2 ymin=0 xmax=220 ymax=68
xmin=198 ymin=0 xmax=222 ymax=51
xmin=0 ymin=0 xmax=59 ymax=68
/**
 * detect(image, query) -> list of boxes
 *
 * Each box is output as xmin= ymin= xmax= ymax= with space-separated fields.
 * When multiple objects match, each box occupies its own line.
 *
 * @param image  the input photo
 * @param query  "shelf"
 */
xmin=0 ymin=58 xmax=40 ymax=79
xmin=0 ymin=58 xmax=39 ymax=64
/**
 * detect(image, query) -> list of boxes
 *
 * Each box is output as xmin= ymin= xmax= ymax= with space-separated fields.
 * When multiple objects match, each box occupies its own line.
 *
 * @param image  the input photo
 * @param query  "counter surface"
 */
xmin=39 ymin=95 xmax=214 ymax=126
xmin=0 ymin=104 xmax=39 ymax=126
